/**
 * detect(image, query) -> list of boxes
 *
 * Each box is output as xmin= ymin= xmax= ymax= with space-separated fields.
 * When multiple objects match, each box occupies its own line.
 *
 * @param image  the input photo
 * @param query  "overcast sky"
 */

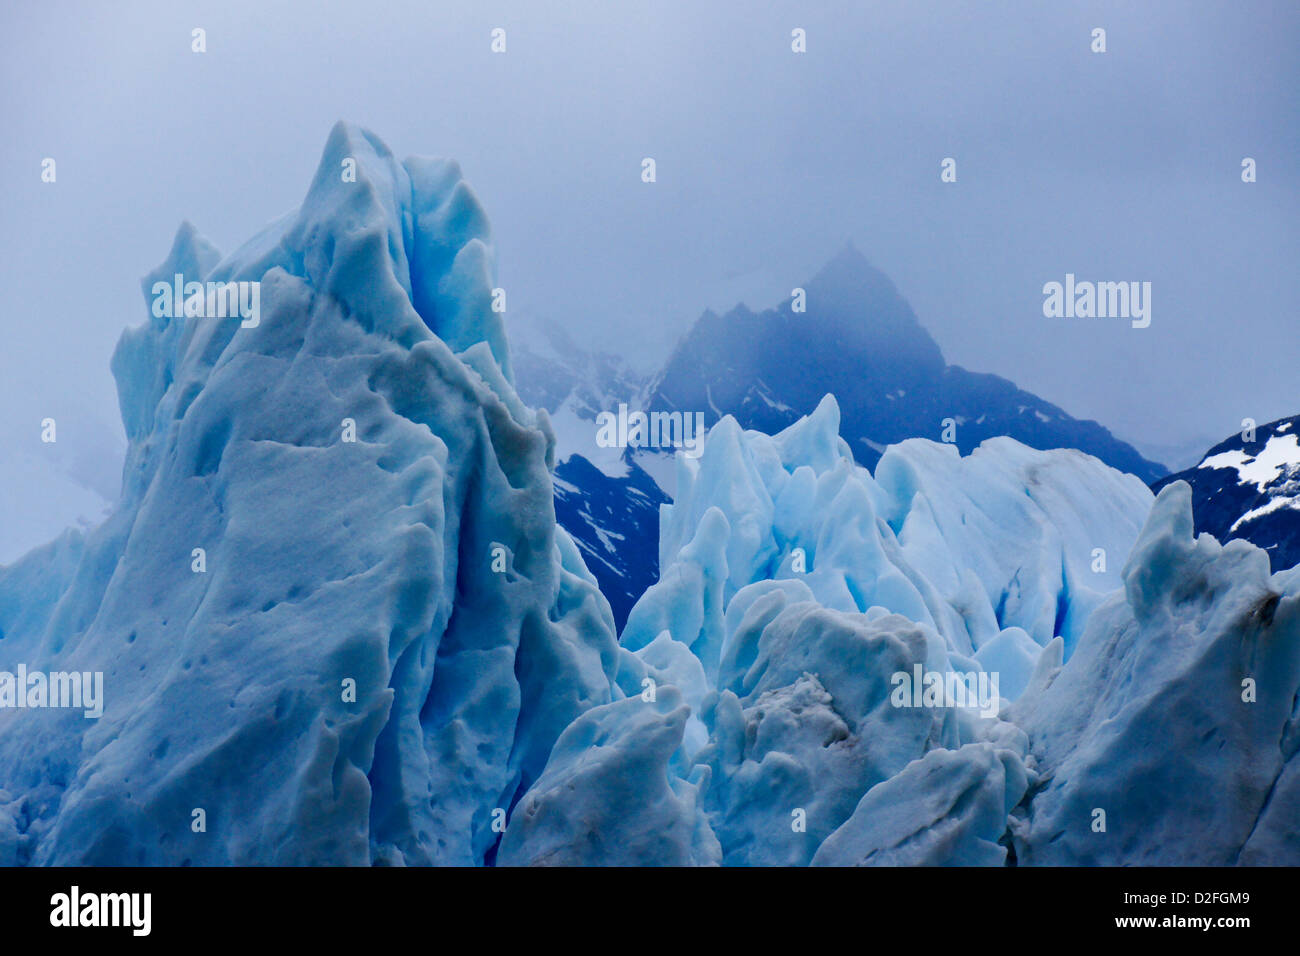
xmin=3 ymin=0 xmax=1297 ymax=483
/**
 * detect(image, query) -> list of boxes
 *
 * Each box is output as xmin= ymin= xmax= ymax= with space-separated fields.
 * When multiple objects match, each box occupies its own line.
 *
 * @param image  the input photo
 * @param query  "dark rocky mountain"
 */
xmin=511 ymin=318 xmax=664 ymax=631
xmin=551 ymin=455 xmax=668 ymax=629
xmin=647 ymin=243 xmax=1167 ymax=483
xmin=512 ymin=245 xmax=1173 ymax=632
xmin=1153 ymin=414 xmax=1300 ymax=572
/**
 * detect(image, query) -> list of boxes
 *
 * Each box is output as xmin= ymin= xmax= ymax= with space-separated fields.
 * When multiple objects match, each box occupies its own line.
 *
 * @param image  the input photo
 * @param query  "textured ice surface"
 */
xmin=0 ymin=124 xmax=618 ymax=865
xmin=2 ymin=124 xmax=1295 ymax=867
xmin=812 ymin=743 xmax=1028 ymax=866
xmin=510 ymin=395 xmax=1299 ymax=865
xmin=626 ymin=395 xmax=1152 ymax=666
xmin=1009 ymin=481 xmax=1300 ymax=865
xmin=508 ymin=396 xmax=1189 ymax=865
xmin=496 ymin=687 xmax=720 ymax=867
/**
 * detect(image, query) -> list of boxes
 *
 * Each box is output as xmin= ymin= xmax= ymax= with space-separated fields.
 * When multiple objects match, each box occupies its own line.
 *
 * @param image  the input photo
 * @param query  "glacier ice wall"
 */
xmin=1 ymin=123 xmax=1295 ymax=867
xmin=504 ymin=397 xmax=1300 ymax=865
xmin=629 ymin=395 xmax=1152 ymax=678
xmin=1010 ymin=482 xmax=1300 ymax=865
xmin=0 ymin=123 xmax=619 ymax=865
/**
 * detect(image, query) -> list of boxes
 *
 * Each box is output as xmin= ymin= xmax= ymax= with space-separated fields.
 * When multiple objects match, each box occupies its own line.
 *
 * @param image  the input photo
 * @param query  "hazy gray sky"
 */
xmin=3 ymin=0 xmax=1297 ymax=477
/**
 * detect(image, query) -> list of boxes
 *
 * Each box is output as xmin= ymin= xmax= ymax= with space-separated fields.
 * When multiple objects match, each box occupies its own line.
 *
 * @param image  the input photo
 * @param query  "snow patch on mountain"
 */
xmin=1155 ymin=414 xmax=1300 ymax=573
xmin=1200 ymin=432 xmax=1300 ymax=493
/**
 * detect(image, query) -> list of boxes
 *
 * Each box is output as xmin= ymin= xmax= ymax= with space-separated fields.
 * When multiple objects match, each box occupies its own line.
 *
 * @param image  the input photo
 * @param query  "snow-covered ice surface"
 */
xmin=1 ymin=124 xmax=1296 ymax=866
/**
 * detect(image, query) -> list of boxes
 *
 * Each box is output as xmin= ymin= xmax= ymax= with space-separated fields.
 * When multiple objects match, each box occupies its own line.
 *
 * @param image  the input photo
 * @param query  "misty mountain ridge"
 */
xmin=510 ymin=244 xmax=1170 ymax=631
xmin=648 ymin=243 xmax=1168 ymax=483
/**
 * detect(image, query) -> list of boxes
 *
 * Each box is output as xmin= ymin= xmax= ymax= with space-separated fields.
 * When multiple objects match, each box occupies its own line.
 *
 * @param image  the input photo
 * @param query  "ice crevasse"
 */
xmin=0 ymin=124 xmax=1297 ymax=866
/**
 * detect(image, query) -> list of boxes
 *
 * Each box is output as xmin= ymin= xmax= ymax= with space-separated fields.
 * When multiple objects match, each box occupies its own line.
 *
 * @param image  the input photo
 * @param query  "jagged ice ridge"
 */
xmin=0 ymin=125 xmax=1296 ymax=866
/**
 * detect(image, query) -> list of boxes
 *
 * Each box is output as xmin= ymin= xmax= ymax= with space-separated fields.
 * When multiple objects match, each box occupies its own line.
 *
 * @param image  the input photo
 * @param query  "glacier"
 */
xmin=0 ymin=123 xmax=619 ymax=865
xmin=502 ymin=398 xmax=1300 ymax=866
xmin=1 ymin=123 xmax=1296 ymax=866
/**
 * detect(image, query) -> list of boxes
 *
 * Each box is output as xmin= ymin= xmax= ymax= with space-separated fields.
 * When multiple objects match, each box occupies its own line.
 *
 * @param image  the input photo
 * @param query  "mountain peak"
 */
xmin=805 ymin=242 xmax=908 ymax=311
xmin=825 ymin=238 xmax=869 ymax=270
xmin=648 ymin=247 xmax=1166 ymax=482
